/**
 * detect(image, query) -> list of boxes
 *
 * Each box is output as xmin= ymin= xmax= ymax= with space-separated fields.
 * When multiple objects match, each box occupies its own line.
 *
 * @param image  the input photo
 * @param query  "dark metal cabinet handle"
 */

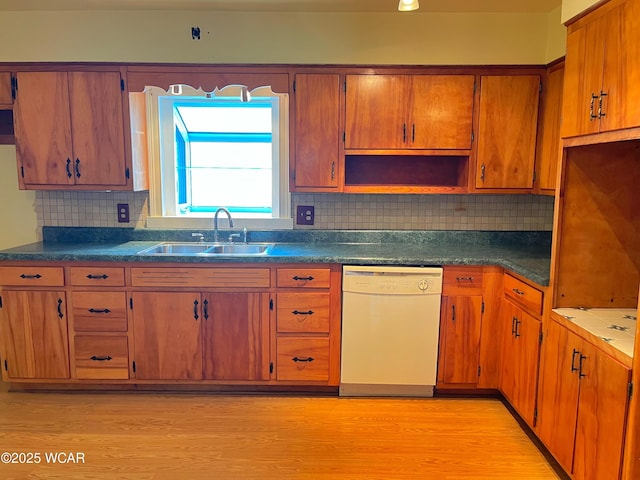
xmin=90 ymin=356 xmax=112 ymax=361
xmin=65 ymin=158 xmax=72 ymax=178
xmin=590 ymin=93 xmax=599 ymax=120
xmin=480 ymin=163 xmax=485 ymax=181
xmin=571 ymin=349 xmax=580 ymax=373
xmin=331 ymin=161 xmax=335 ymax=180
xmin=20 ymin=274 xmax=42 ymax=279
xmin=511 ymin=316 xmax=517 ymax=336
xmin=203 ymin=299 xmax=209 ymax=321
xmin=514 ymin=318 xmax=521 ymax=338
xmin=512 ymin=288 xmax=525 ymax=296
xmin=456 ymin=276 xmax=474 ymax=282
xmin=292 ymin=276 xmax=314 ymax=281
xmin=57 ymin=298 xmax=64 ymax=319
xmin=402 ymin=123 xmax=407 ymax=143
xmin=193 ymin=300 xmax=199 ymax=320
xmin=74 ymin=158 xmax=81 ymax=178
xmin=598 ymin=91 xmax=607 ymax=118
xmin=578 ymin=354 xmax=587 ymax=378
xmin=292 ymin=310 xmax=314 ymax=316
xmin=412 ymin=123 xmax=415 ymax=143
xmin=451 ymin=304 xmax=456 ymax=322
xmin=88 ymin=308 xmax=111 ymax=314
xmin=86 ymin=274 xmax=109 ymax=280
xmin=292 ymin=357 xmax=314 ymax=363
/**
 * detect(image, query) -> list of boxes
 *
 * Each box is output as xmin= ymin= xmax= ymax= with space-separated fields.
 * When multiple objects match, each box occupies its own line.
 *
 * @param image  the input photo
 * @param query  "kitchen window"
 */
xmin=143 ymin=84 xmax=291 ymax=229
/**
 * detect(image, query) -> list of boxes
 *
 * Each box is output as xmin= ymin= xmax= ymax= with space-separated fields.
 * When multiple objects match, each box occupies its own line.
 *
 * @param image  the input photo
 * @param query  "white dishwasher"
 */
xmin=340 ymin=265 xmax=443 ymax=397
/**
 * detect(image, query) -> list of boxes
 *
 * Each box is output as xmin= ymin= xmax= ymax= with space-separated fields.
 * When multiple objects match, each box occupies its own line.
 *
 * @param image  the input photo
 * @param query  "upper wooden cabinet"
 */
xmin=561 ymin=0 xmax=640 ymax=138
xmin=292 ymin=73 xmax=341 ymax=190
xmin=0 ymin=72 xmax=12 ymax=106
xmin=475 ymin=75 xmax=541 ymax=190
xmin=13 ymin=71 xmax=129 ymax=189
xmin=536 ymin=63 xmax=564 ymax=193
xmin=345 ymin=74 xmax=475 ymax=150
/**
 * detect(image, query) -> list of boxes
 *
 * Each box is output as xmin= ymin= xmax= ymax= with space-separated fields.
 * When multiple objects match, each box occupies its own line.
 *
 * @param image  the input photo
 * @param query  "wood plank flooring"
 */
xmin=0 ymin=382 xmax=562 ymax=480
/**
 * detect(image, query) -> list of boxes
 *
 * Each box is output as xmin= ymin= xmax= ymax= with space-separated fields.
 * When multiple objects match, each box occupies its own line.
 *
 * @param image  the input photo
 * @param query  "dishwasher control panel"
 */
xmin=343 ymin=266 xmax=443 ymax=295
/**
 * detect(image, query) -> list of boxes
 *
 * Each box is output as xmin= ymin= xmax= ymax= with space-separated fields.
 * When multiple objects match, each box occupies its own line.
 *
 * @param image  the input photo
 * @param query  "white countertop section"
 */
xmin=553 ymin=308 xmax=637 ymax=358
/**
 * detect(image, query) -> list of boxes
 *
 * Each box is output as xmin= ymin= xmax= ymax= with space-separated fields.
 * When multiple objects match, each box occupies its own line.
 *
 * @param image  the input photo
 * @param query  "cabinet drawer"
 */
xmin=131 ymin=267 xmax=270 ymax=288
xmin=71 ymin=291 xmax=128 ymax=332
xmin=276 ymin=337 xmax=330 ymax=382
xmin=504 ymin=274 xmax=543 ymax=315
xmin=0 ymin=266 xmax=64 ymax=286
xmin=277 ymin=293 xmax=330 ymax=333
xmin=69 ymin=267 xmax=125 ymax=286
xmin=276 ymin=269 xmax=331 ymax=288
xmin=74 ymin=335 xmax=129 ymax=379
xmin=443 ymin=267 xmax=484 ymax=295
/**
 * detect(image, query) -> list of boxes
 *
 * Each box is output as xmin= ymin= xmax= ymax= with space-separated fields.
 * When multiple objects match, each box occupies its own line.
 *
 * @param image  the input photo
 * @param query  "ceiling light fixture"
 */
xmin=398 ymin=0 xmax=419 ymax=11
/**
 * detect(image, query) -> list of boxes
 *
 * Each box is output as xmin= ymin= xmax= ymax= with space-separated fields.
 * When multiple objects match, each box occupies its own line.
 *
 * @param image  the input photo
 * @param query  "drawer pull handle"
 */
xmin=512 ymin=288 xmax=525 ymax=296
xmin=292 ymin=357 xmax=314 ymax=363
xmin=20 ymin=274 xmax=42 ymax=279
xmin=292 ymin=310 xmax=314 ymax=316
xmin=90 ymin=355 xmax=112 ymax=362
xmin=65 ymin=158 xmax=73 ymax=178
xmin=292 ymin=276 xmax=314 ymax=281
xmin=456 ymin=276 xmax=474 ymax=282
xmin=57 ymin=298 xmax=64 ymax=319
xmin=88 ymin=308 xmax=111 ymax=314
xmin=86 ymin=274 xmax=109 ymax=280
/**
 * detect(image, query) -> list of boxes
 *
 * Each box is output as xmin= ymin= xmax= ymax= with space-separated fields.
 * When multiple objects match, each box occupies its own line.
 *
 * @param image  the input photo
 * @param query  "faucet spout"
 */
xmin=213 ymin=208 xmax=234 ymax=242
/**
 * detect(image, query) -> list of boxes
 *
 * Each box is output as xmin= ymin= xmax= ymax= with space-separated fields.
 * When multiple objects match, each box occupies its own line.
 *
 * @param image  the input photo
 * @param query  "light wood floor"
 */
xmin=0 ymin=382 xmax=562 ymax=480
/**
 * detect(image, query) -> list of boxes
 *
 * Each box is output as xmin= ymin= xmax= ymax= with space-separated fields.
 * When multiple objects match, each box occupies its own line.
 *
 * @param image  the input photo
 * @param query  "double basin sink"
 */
xmin=137 ymin=242 xmax=274 ymax=256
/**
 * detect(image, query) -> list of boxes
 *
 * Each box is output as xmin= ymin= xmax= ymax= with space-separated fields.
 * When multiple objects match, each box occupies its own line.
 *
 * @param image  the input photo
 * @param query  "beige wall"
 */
xmin=0 ymin=146 xmax=38 ymax=249
xmin=546 ymin=6 xmax=567 ymax=61
xmin=561 ymin=0 xmax=603 ymax=23
xmin=0 ymin=10 xmax=564 ymax=65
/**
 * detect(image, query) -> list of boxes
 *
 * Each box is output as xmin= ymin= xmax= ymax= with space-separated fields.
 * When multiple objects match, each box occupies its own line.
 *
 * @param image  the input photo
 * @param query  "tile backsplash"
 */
xmin=36 ymin=191 xmax=554 ymax=231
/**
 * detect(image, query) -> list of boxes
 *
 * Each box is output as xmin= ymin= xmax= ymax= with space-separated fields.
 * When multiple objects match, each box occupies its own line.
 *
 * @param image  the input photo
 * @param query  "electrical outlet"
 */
xmin=117 ymin=203 xmax=130 ymax=223
xmin=296 ymin=205 xmax=314 ymax=225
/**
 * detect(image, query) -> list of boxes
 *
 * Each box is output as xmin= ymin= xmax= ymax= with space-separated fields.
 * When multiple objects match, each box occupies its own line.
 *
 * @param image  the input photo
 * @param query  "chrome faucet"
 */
xmin=213 ymin=207 xmax=234 ymax=242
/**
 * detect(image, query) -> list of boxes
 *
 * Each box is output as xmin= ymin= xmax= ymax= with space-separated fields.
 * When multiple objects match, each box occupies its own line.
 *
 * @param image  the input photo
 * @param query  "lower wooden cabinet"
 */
xmin=0 ymin=290 xmax=70 ymax=380
xmin=74 ymin=335 xmax=129 ymax=380
xmin=537 ymin=319 xmax=631 ymax=480
xmin=276 ymin=337 xmax=330 ymax=382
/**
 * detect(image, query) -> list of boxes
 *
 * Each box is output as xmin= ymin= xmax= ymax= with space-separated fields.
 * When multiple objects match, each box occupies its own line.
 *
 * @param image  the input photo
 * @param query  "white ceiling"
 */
xmin=0 ymin=0 xmax=562 ymax=13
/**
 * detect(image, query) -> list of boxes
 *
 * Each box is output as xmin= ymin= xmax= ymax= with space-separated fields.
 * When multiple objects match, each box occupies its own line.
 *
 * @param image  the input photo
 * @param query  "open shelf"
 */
xmin=344 ymin=154 xmax=469 ymax=193
xmin=0 ymin=109 xmax=14 ymax=145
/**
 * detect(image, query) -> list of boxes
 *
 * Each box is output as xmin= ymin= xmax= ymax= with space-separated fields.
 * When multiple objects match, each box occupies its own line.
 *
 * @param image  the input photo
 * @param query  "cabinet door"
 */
xmin=202 ymin=293 xmax=269 ymax=381
xmin=0 ymin=290 xmax=69 ymax=379
xmin=131 ymin=292 xmax=203 ymax=380
xmin=476 ymin=75 xmax=540 ymax=189
xmin=68 ymin=71 xmax=127 ymax=186
xmin=438 ymin=295 xmax=482 ymax=385
xmin=536 ymin=64 xmax=564 ymax=192
xmin=536 ymin=320 xmax=581 ymax=474
xmin=13 ymin=72 xmax=74 ymax=186
xmin=345 ymin=75 xmax=409 ymax=149
xmin=410 ymin=75 xmax=474 ymax=150
xmin=573 ymin=342 xmax=630 ymax=480
xmin=0 ymin=72 xmax=12 ymax=105
xmin=293 ymin=73 xmax=340 ymax=189
xmin=500 ymin=302 xmax=541 ymax=426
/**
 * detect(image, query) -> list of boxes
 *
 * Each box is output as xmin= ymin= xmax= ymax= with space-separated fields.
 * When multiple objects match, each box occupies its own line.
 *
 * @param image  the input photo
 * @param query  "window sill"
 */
xmin=146 ymin=216 xmax=293 ymax=230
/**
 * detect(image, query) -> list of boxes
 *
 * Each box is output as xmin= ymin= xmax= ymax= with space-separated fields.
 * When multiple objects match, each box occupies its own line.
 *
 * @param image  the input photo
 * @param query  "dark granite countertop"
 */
xmin=0 ymin=228 xmax=553 ymax=286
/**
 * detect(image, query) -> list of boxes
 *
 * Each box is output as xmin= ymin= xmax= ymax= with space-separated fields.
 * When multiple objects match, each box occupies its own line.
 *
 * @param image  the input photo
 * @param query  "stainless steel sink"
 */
xmin=136 ymin=242 xmax=273 ymax=256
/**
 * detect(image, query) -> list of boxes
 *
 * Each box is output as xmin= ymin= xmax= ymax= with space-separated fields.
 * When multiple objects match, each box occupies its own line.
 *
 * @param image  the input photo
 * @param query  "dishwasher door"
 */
xmin=340 ymin=265 xmax=443 ymax=397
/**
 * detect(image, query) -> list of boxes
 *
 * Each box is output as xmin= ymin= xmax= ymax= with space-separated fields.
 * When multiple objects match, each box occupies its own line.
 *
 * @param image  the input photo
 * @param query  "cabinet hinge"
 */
xmin=132 ymin=361 xmax=136 ymax=373
xmin=120 ymin=78 xmax=125 ymax=91
xmin=343 ymin=80 xmax=347 ymax=92
xmin=539 ymin=81 xmax=543 ymax=94
xmin=342 ymin=131 xmax=346 ymax=143
xmin=534 ymin=407 xmax=538 ymax=423
xmin=481 ymin=301 xmax=485 ymax=314
xmin=539 ymin=331 xmax=543 ymax=344
xmin=129 ymin=297 xmax=133 ymax=309
xmin=3 ymin=359 xmax=7 ymax=371
xmin=477 ymin=365 xmax=481 ymax=377
xmin=125 ymin=167 xmax=130 ymax=179
xmin=629 ymin=382 xmax=634 ymax=399
xmin=471 ymin=131 xmax=475 ymax=144
xmin=473 ymin=79 xmax=477 ymax=94
xmin=292 ymin=80 xmax=296 ymax=93
xmin=11 ymin=75 xmax=17 ymax=100
xmin=269 ymin=298 xmax=274 ymax=310
xmin=20 ymin=166 xmax=24 ymax=178
xmin=0 ymin=295 xmax=2 ymax=308
xmin=269 ymin=362 xmax=274 ymax=374
xmin=533 ymin=170 xmax=537 ymax=183
xmin=292 ymin=169 xmax=296 ymax=181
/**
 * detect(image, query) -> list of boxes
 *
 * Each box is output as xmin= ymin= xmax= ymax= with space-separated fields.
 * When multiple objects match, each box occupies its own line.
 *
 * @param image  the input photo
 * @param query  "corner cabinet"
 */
xmin=291 ymin=73 xmax=341 ymax=191
xmin=537 ymin=318 xmax=631 ymax=480
xmin=561 ymin=0 xmax=640 ymax=138
xmin=13 ymin=71 xmax=130 ymax=189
